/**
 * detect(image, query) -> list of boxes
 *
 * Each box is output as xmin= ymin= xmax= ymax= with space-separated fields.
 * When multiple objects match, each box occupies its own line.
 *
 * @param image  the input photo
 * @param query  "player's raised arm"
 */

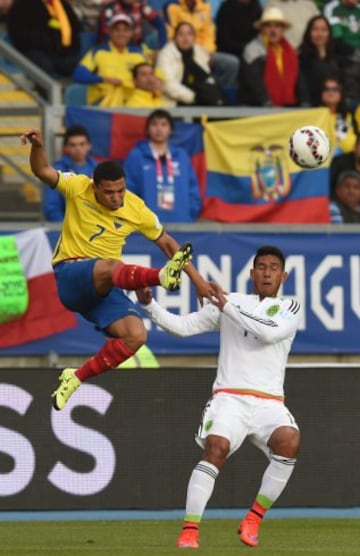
xmin=21 ymin=128 xmax=59 ymax=188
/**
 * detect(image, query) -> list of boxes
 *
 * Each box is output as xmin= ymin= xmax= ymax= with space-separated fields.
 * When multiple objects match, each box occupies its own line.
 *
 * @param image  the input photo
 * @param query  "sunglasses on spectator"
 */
xmin=323 ymin=86 xmax=341 ymax=92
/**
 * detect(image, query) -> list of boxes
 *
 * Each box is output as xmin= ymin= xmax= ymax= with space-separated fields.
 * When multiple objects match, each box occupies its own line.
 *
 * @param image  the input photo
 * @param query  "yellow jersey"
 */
xmin=52 ymin=172 xmax=163 ymax=265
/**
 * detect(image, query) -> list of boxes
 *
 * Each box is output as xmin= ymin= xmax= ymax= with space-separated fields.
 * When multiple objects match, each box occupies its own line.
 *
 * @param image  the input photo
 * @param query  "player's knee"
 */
xmin=204 ymin=435 xmax=230 ymax=468
xmin=268 ymin=427 xmax=300 ymax=459
xmin=125 ymin=326 xmax=147 ymax=352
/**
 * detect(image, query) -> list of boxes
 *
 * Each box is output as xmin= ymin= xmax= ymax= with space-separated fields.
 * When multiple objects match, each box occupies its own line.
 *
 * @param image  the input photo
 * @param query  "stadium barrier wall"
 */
xmin=1 ymin=227 xmax=360 ymax=356
xmin=0 ymin=365 xmax=358 ymax=510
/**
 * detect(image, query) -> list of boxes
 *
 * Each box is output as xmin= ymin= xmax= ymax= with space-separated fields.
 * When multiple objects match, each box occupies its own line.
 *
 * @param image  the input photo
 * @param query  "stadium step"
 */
xmin=0 ymin=72 xmax=42 ymax=220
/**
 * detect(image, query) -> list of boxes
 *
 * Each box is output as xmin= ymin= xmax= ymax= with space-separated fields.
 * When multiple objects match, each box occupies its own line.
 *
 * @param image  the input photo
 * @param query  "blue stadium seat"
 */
xmin=79 ymin=31 xmax=97 ymax=57
xmin=64 ymin=83 xmax=88 ymax=106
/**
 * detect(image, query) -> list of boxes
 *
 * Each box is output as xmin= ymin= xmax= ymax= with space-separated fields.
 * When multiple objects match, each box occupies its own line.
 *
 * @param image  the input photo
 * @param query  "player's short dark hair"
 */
xmin=145 ymin=109 xmax=175 ymax=133
xmin=253 ymin=245 xmax=285 ymax=269
xmin=64 ymin=124 xmax=91 ymax=145
xmin=93 ymin=161 xmax=125 ymax=185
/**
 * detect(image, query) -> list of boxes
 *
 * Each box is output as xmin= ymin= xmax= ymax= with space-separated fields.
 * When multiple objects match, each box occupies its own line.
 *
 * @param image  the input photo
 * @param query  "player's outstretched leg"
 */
xmin=159 ymin=242 xmax=193 ymax=291
xmin=52 ymin=368 xmax=81 ymax=410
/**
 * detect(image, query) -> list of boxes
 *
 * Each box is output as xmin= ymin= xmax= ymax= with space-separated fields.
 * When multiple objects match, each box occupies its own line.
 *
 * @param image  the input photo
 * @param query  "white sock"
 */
xmin=184 ymin=460 xmax=219 ymax=522
xmin=257 ymin=454 xmax=296 ymax=508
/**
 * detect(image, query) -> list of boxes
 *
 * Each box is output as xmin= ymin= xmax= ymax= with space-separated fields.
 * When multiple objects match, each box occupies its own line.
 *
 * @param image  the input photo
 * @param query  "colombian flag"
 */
xmin=65 ymin=107 xmax=206 ymax=191
xmin=201 ymin=108 xmax=332 ymax=223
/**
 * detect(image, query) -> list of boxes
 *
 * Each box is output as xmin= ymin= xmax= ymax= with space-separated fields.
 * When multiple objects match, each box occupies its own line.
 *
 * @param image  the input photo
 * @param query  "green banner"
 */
xmin=0 ymin=235 xmax=28 ymax=324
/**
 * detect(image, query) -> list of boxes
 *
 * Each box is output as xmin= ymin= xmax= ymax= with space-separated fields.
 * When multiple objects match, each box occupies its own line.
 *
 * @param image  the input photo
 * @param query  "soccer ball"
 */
xmin=288 ymin=126 xmax=330 ymax=169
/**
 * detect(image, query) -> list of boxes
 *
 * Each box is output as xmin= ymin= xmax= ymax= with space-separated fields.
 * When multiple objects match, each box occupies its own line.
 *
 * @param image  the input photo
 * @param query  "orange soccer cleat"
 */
xmin=238 ymin=512 xmax=262 ymax=547
xmin=176 ymin=528 xmax=199 ymax=549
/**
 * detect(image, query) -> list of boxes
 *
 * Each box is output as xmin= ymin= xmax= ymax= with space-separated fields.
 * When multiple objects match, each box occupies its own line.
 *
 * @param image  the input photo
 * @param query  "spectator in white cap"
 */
xmin=72 ymin=12 xmax=148 ymax=106
xmin=239 ymin=6 xmax=309 ymax=107
xmin=263 ymin=0 xmax=319 ymax=48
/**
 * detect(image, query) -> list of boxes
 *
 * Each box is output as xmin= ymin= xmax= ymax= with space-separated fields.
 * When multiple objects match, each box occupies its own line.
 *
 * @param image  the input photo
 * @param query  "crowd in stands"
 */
xmin=1 ymin=0 xmax=360 ymax=222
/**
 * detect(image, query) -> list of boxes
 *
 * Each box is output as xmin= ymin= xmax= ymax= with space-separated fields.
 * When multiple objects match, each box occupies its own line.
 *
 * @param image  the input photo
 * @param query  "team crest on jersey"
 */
xmin=266 ymin=304 xmax=280 ymax=317
xmin=204 ymin=420 xmax=213 ymax=432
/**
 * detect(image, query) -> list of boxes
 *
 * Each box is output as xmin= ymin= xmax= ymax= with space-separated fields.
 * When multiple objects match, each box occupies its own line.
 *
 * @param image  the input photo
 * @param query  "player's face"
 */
xmin=93 ymin=177 xmax=126 ymax=210
xmin=250 ymin=255 xmax=287 ymax=298
xmin=64 ymin=135 xmax=91 ymax=164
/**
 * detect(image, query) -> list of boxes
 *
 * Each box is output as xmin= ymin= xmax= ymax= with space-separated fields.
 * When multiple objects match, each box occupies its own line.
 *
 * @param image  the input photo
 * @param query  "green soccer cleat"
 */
xmin=159 ymin=242 xmax=193 ymax=291
xmin=52 ymin=368 xmax=81 ymax=410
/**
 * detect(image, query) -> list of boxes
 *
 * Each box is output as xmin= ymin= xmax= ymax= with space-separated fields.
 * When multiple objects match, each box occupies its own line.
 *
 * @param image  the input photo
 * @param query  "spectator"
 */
xmin=72 ymin=13 xmax=146 ymax=106
xmin=97 ymin=0 xmax=167 ymax=49
xmin=43 ymin=124 xmax=97 ymax=222
xmin=323 ymin=0 xmax=360 ymax=107
xmin=329 ymin=170 xmax=360 ymax=223
xmin=126 ymin=62 xmax=171 ymax=107
xmin=166 ymin=0 xmax=239 ymax=94
xmin=124 ymin=109 xmax=202 ymax=223
xmin=156 ymin=22 xmax=226 ymax=106
xmin=263 ymin=0 xmax=319 ymax=49
xmin=330 ymin=133 xmax=360 ymax=197
xmin=69 ymin=0 xmax=107 ymax=31
xmin=0 ymin=0 xmax=13 ymax=32
xmin=7 ymin=0 xmax=81 ymax=78
xmin=320 ymin=76 xmax=357 ymax=155
xmin=239 ymin=7 xmax=309 ymax=107
xmin=215 ymin=0 xmax=262 ymax=63
xmin=299 ymin=15 xmax=340 ymax=107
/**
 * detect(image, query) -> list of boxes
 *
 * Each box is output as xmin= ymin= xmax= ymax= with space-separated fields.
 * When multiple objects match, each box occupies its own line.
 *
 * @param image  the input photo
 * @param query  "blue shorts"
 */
xmin=53 ymin=259 xmax=142 ymax=332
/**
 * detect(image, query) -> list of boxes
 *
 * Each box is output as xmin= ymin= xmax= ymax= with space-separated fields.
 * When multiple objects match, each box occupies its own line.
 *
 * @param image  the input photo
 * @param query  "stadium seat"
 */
xmin=79 ymin=31 xmax=97 ymax=57
xmin=64 ymin=83 xmax=88 ymax=106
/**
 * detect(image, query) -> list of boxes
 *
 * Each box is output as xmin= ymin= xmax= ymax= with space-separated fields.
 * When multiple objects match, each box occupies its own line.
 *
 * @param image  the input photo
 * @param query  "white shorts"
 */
xmin=195 ymin=392 xmax=299 ymax=458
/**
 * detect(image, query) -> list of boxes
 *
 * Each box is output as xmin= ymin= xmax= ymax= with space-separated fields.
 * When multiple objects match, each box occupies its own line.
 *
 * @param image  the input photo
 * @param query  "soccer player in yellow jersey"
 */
xmin=21 ymin=128 xmax=213 ymax=410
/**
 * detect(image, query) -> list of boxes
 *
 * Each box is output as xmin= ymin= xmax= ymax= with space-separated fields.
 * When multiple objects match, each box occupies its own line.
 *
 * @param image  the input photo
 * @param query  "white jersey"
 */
xmin=143 ymin=293 xmax=301 ymax=399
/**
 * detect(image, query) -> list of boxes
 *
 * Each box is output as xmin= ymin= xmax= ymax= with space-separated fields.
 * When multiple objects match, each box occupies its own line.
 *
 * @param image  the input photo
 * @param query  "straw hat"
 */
xmin=254 ymin=7 xmax=292 ymax=30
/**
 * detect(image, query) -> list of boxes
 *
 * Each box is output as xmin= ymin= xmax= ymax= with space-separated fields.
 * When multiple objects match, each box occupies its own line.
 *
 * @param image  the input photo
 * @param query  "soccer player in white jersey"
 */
xmin=136 ymin=245 xmax=302 ymax=549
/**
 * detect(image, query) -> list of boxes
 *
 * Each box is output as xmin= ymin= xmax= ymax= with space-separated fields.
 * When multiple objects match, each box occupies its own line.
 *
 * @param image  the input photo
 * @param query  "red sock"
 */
xmin=250 ymin=501 xmax=267 ymax=520
xmin=75 ymin=338 xmax=135 ymax=381
xmin=183 ymin=521 xmax=199 ymax=530
xmin=112 ymin=263 xmax=160 ymax=290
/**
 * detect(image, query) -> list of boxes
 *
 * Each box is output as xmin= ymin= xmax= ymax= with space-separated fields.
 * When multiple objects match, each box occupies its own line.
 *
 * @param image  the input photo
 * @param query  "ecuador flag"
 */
xmin=201 ymin=108 xmax=332 ymax=223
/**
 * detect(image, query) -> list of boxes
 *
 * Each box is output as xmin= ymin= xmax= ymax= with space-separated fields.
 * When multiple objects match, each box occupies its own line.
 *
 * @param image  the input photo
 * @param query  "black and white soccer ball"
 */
xmin=288 ymin=126 xmax=330 ymax=169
